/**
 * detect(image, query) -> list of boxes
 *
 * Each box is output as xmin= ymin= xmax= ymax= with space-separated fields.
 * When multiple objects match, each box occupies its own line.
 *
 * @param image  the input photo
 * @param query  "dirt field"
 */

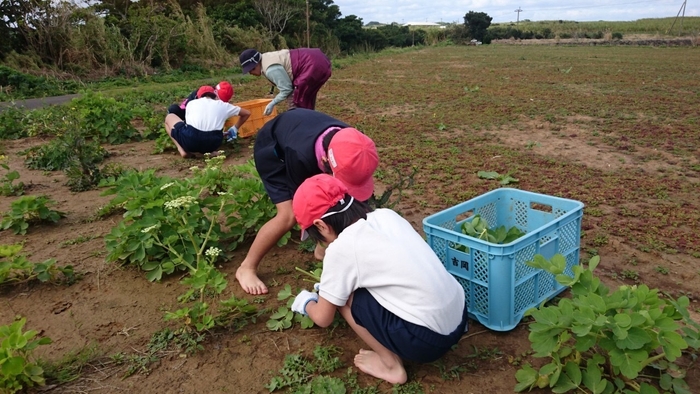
xmin=1 ymin=44 xmax=699 ymax=394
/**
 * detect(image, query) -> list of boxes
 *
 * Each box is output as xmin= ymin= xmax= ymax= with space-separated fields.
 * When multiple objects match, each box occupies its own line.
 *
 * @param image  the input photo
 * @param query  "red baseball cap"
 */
xmin=196 ymin=85 xmax=216 ymax=98
xmin=327 ymin=128 xmax=378 ymax=201
xmin=215 ymin=81 xmax=233 ymax=102
xmin=293 ymin=174 xmax=353 ymax=240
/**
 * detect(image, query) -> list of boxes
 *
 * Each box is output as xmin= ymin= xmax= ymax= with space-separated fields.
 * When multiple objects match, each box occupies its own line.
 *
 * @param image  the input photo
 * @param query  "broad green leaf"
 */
xmin=145 ymin=266 xmax=163 ymax=282
xmin=477 ymin=171 xmax=499 ymax=179
xmin=638 ymin=383 xmax=660 ymax=394
xmin=658 ymin=330 xmax=687 ymax=361
xmin=582 ymin=363 xmax=607 ymax=394
xmin=551 ymin=362 xmax=581 ymax=393
xmin=617 ymin=327 xmax=652 ymax=350
xmin=278 ymin=284 xmax=293 ymax=301
xmin=550 ymin=254 xmax=567 ymax=274
xmin=609 ymin=348 xmax=646 ymax=379
xmin=588 ymin=255 xmax=600 ymax=271
xmin=571 ymin=324 xmax=592 ymax=337
xmin=514 ymin=364 xmax=537 ymax=392
xmin=574 ymin=334 xmax=596 ymax=352
xmin=1 ymin=356 xmax=25 ymax=376
xmin=532 ymin=307 xmax=559 ymax=326
xmin=613 ymin=313 xmax=631 ymax=328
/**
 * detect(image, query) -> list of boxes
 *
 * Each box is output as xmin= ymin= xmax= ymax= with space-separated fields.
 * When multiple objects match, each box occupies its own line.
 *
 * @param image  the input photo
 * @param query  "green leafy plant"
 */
xmin=1 ymin=195 xmax=65 ymax=235
xmin=452 ymin=214 xmax=526 ymax=252
xmin=266 ymin=284 xmax=315 ymax=331
xmin=1 ymin=161 xmax=24 ymax=196
xmin=265 ymin=345 xmax=344 ymax=392
xmin=477 ymin=170 xmax=519 ymax=185
xmin=104 ymin=156 xmax=278 ymax=281
xmin=0 ymin=106 xmax=27 ymax=140
xmin=163 ymin=247 xmax=258 ymax=354
xmin=71 ymin=92 xmax=140 ymax=144
xmin=23 ymin=131 xmax=108 ymax=172
xmin=368 ymin=166 xmax=418 ymax=210
xmin=0 ymin=244 xmax=74 ymax=286
xmin=515 ymin=254 xmax=700 ymax=394
xmin=0 ymin=317 xmax=52 ymax=393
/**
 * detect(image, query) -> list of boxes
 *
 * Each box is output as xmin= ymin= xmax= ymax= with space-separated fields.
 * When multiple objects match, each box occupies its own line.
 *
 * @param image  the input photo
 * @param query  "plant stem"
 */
xmin=639 ymin=352 xmax=666 ymax=369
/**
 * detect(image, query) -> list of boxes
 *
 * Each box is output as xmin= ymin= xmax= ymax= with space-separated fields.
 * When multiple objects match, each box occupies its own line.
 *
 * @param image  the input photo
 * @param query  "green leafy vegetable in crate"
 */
xmin=453 ymin=215 xmax=526 ymax=252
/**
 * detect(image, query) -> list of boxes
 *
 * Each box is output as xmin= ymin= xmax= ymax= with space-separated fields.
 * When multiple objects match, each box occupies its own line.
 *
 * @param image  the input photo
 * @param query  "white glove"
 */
xmin=313 ymin=282 xmax=321 ymax=292
xmin=264 ymin=101 xmax=275 ymax=116
xmin=226 ymin=126 xmax=238 ymax=142
xmin=291 ymin=290 xmax=318 ymax=315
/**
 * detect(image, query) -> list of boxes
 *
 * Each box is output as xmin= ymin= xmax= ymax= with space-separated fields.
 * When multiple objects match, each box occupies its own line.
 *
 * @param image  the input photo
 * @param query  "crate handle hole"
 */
xmin=455 ymin=210 xmax=475 ymax=223
xmin=530 ymin=202 xmax=552 ymax=213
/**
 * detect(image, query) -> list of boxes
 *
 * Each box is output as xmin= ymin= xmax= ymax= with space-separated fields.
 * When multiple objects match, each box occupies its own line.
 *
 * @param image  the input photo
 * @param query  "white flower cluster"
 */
xmin=189 ymin=166 xmax=200 ymax=172
xmin=160 ymin=182 xmax=175 ymax=191
xmin=164 ymin=196 xmax=198 ymax=209
xmin=205 ymin=247 xmax=222 ymax=258
xmin=142 ymin=225 xmax=158 ymax=233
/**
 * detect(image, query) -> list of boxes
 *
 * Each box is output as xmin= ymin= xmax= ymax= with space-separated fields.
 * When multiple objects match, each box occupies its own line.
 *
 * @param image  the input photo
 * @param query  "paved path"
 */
xmin=0 ymin=94 xmax=81 ymax=111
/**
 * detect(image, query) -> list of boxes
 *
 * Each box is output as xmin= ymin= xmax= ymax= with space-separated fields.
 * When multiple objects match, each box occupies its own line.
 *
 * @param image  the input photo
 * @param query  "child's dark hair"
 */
xmin=201 ymin=92 xmax=217 ymax=99
xmin=305 ymin=194 xmax=373 ymax=243
xmin=321 ymin=128 xmax=342 ymax=174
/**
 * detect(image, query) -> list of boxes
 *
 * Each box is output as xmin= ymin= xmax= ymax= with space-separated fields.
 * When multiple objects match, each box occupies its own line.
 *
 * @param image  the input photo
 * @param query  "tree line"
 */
xmin=0 ymin=0 xmax=495 ymax=79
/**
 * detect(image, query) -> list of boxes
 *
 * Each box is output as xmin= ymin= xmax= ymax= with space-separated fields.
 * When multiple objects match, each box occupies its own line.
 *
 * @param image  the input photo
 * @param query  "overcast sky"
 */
xmin=332 ymin=0 xmax=697 ymax=24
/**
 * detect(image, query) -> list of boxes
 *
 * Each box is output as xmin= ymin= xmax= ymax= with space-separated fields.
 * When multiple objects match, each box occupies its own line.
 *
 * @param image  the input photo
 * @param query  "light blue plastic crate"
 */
xmin=423 ymin=188 xmax=584 ymax=331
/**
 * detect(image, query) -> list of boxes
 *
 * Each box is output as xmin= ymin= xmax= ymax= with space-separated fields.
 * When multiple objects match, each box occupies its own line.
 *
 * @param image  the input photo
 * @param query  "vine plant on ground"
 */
xmin=103 ymin=155 xmax=279 ymax=281
xmin=0 ymin=244 xmax=74 ymax=286
xmin=1 ymin=195 xmax=64 ymax=235
xmin=515 ymin=254 xmax=700 ymax=394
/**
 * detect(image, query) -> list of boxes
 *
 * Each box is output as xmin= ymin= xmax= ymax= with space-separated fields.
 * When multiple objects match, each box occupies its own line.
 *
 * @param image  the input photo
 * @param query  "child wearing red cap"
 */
xmin=290 ymin=174 xmax=468 ymax=384
xmin=235 ymin=108 xmax=378 ymax=295
xmin=164 ymin=85 xmax=250 ymax=157
xmin=167 ymin=81 xmax=235 ymax=120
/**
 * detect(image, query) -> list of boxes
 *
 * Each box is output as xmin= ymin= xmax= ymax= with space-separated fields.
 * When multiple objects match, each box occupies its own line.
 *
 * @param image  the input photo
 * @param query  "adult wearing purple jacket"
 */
xmin=239 ymin=48 xmax=331 ymax=115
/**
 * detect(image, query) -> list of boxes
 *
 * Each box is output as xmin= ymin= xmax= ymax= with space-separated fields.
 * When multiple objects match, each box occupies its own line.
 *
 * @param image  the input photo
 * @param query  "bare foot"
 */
xmin=354 ymin=349 xmax=407 ymax=384
xmin=235 ymin=266 xmax=268 ymax=295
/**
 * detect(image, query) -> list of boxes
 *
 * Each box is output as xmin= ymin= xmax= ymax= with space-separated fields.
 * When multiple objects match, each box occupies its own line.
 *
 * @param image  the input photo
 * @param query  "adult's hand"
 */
xmin=264 ymin=101 xmax=276 ymax=116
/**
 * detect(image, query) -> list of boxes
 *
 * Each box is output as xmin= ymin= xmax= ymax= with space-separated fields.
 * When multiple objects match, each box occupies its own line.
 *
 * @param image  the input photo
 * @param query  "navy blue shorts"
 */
xmin=170 ymin=122 xmax=223 ymax=154
xmin=351 ymin=288 xmax=469 ymax=363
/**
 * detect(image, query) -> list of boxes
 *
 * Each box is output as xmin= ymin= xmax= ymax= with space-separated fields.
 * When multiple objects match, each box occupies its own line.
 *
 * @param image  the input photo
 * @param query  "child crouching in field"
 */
xmin=290 ymin=174 xmax=468 ymax=384
xmin=164 ymin=85 xmax=250 ymax=158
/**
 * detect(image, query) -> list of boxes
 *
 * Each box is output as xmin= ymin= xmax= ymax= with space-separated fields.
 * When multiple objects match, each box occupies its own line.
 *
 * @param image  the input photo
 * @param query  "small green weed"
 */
xmin=60 ymin=235 xmax=97 ymax=247
xmin=265 ymin=345 xmax=345 ymax=392
xmin=620 ymin=269 xmax=639 ymax=282
xmin=477 ymin=170 xmax=518 ymax=185
xmin=655 ymin=265 xmax=670 ymax=275
xmin=0 ymin=161 xmax=24 ymax=197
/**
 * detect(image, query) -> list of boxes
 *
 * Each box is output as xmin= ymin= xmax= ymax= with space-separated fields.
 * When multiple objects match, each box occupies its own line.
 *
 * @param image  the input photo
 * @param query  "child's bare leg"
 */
xmin=235 ymin=200 xmax=296 ymax=295
xmin=164 ymin=114 xmax=192 ymax=158
xmin=338 ymin=297 xmax=407 ymax=384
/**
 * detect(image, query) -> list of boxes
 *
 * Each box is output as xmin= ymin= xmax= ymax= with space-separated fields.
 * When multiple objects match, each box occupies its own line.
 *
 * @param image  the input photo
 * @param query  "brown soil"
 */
xmin=2 ymin=68 xmax=700 ymax=393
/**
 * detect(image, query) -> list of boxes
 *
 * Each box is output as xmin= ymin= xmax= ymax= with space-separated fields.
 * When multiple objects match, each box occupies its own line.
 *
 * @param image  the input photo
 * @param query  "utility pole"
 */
xmin=667 ymin=0 xmax=687 ymax=35
xmin=305 ymin=0 xmax=310 ymax=47
xmin=514 ymin=7 xmax=523 ymax=25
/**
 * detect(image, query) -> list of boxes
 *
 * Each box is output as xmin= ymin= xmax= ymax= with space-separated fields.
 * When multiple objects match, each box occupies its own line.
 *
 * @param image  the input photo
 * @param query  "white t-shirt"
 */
xmin=185 ymin=98 xmax=241 ymax=132
xmin=319 ymin=209 xmax=465 ymax=335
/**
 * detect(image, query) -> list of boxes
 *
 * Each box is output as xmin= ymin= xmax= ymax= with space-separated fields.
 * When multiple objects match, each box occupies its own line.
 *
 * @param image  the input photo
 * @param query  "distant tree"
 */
xmin=463 ymin=11 xmax=492 ymax=41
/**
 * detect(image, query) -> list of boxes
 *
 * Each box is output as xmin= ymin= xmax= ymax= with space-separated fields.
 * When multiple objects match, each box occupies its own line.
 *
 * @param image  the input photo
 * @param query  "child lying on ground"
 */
xmin=290 ymin=174 xmax=469 ymax=384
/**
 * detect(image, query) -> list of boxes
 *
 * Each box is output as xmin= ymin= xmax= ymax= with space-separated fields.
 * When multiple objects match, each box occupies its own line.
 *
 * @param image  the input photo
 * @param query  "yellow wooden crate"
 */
xmin=224 ymin=99 xmax=277 ymax=138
